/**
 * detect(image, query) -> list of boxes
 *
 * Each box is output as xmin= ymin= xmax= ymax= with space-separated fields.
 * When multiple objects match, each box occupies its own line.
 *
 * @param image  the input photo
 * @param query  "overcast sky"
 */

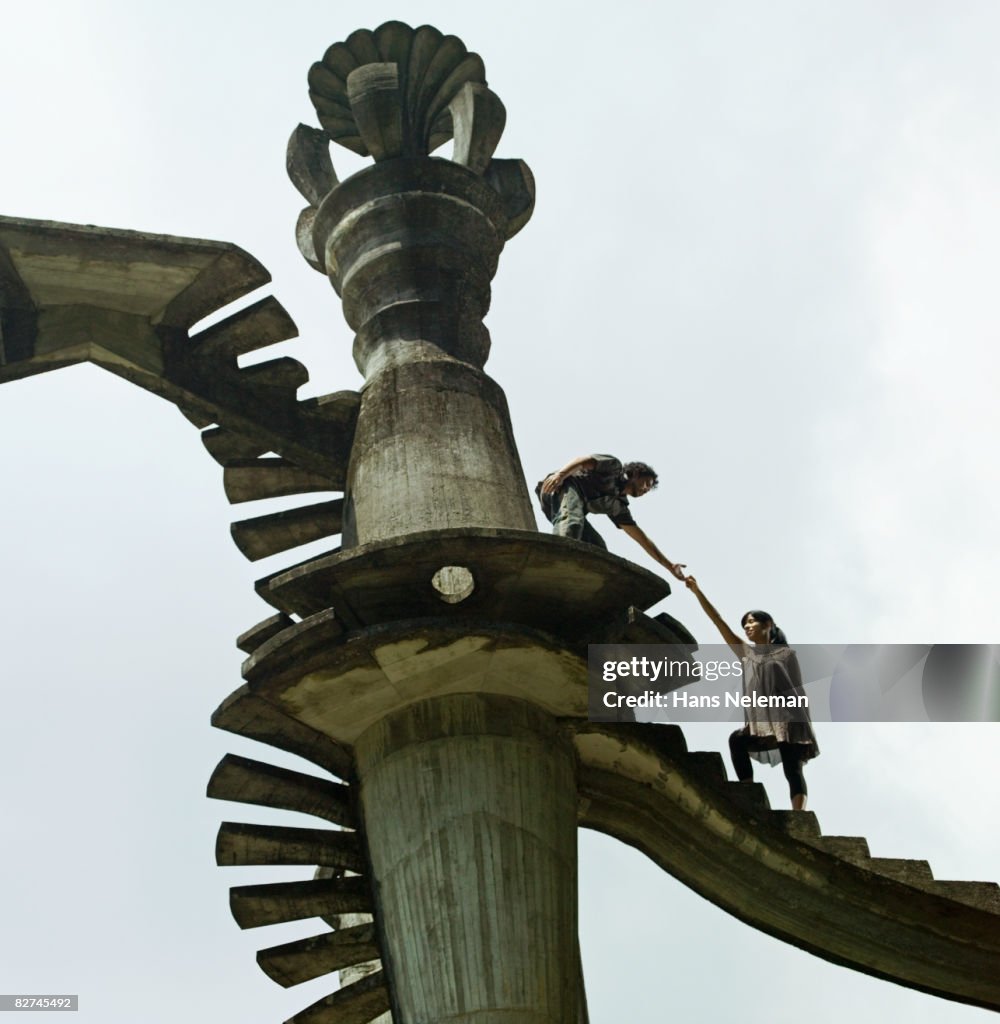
xmin=1 ymin=2 xmax=998 ymax=1022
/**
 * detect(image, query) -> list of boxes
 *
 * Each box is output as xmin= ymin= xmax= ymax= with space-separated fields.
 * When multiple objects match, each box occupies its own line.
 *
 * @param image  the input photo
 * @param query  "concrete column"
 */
xmin=355 ymin=695 xmax=579 ymax=1024
xmin=313 ymin=159 xmax=537 ymax=547
xmin=346 ymin=358 xmax=534 ymax=544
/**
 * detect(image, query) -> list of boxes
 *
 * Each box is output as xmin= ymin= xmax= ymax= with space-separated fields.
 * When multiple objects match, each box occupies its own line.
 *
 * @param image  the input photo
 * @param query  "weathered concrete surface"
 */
xmin=0 ymin=216 xmax=266 ymax=374
xmin=228 ymin=875 xmax=372 ymax=930
xmin=207 ymin=754 xmax=354 ymax=826
xmin=310 ymin=159 xmax=536 ymax=547
xmin=215 ymin=822 xmax=364 ymax=872
xmin=314 ymin=160 xmax=510 ymax=368
xmin=209 ymin=694 xmax=1000 ymax=1013
xmin=325 ymin=919 xmax=390 ymax=1024
xmin=235 ymin=613 xmax=296 ymax=655
xmin=347 ymin=359 xmax=535 ymax=546
xmin=212 ymin=683 xmax=353 ymax=780
xmin=575 ymin=723 xmax=1000 ymax=1011
xmin=0 ymin=215 xmax=357 ymax=486
xmin=231 ymin=498 xmax=344 ymax=561
xmin=256 ymin=922 xmax=380 ymax=988
xmin=287 ymin=969 xmax=390 ymax=1024
xmin=232 ymin=530 xmax=692 ymax=756
xmin=356 ymin=694 xmax=579 ymax=1024
xmin=245 ymin=618 xmax=588 ymax=747
xmin=0 ymin=216 xmax=265 ymax=326
xmin=291 ymin=23 xmax=534 ymax=229
xmin=254 ymin=527 xmax=669 ymax=632
xmin=289 ymin=26 xmax=539 ymax=552
xmin=223 ymin=458 xmax=338 ymax=502
xmin=207 ymin=745 xmax=385 ymax=1005
xmin=305 ymin=24 xmax=489 ymax=162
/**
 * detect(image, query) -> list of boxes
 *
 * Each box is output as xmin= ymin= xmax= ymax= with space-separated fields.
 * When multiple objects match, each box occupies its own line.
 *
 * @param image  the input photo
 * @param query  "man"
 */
xmin=536 ymin=454 xmax=687 ymax=580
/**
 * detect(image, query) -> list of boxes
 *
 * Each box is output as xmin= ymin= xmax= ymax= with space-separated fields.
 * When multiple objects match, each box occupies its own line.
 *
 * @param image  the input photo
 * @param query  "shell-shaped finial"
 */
xmin=307 ymin=21 xmax=499 ymax=162
xmin=289 ymin=22 xmax=535 ymax=271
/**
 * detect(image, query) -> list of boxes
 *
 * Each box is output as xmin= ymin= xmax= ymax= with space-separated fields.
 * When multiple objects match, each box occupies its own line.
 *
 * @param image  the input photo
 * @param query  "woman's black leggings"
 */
xmin=729 ymin=729 xmax=807 ymax=799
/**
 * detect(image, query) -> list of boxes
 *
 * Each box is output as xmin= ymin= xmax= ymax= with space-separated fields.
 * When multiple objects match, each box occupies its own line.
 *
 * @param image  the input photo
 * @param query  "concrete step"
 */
xmin=286 ymin=970 xmax=390 ymax=1024
xmin=685 ymin=750 xmax=727 ymax=783
xmin=202 ymin=425 xmax=268 ymax=465
xmin=207 ymin=754 xmax=355 ymax=827
xmin=188 ymin=295 xmax=297 ymax=360
xmin=223 ymin=457 xmax=337 ymax=504
xmin=232 ymin=499 xmax=344 ymax=561
xmin=739 ymin=758 xmax=1000 ymax=913
xmin=257 ymin=923 xmax=380 ymax=987
xmin=768 ymin=810 xmax=821 ymax=840
xmin=239 ymin=356 xmax=309 ymax=393
xmin=618 ymin=607 xmax=698 ymax=647
xmin=929 ymin=880 xmax=1000 ymax=913
xmin=215 ymin=822 xmax=363 ymax=872
xmin=652 ymin=723 xmax=689 ymax=756
xmin=868 ymin=858 xmax=934 ymax=885
xmin=236 ymin=613 xmax=296 ymax=655
xmin=177 ymin=403 xmax=215 ymax=429
xmin=241 ymin=609 xmax=347 ymax=685
xmin=583 ymin=721 xmax=688 ymax=759
xmin=212 ymin=684 xmax=353 ymax=780
xmin=577 ymin=720 xmax=1000 ymax=1010
xmin=812 ymin=836 xmax=872 ymax=865
xmin=230 ymin=875 xmax=372 ymax=929
xmin=800 ymin=836 xmax=938 ymax=888
xmin=724 ymin=780 xmax=771 ymax=814
xmin=299 ymin=391 xmax=361 ymax=425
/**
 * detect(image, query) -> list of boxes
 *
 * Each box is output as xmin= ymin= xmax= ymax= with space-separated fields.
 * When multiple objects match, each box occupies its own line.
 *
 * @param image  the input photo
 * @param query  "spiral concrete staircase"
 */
xmin=206 ymin=542 xmax=1000 ymax=1023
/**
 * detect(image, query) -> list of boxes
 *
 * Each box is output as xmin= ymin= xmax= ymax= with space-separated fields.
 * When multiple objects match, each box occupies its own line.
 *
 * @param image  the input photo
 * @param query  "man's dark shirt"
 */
xmin=544 ymin=454 xmax=637 ymax=528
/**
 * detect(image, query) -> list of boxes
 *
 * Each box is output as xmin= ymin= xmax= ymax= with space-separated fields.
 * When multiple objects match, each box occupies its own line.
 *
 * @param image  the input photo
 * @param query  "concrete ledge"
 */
xmin=212 ymin=683 xmax=354 ymax=780
xmin=244 ymin=617 xmax=589 ymax=745
xmin=255 ymin=527 xmax=670 ymax=636
xmin=0 ymin=215 xmax=354 ymax=482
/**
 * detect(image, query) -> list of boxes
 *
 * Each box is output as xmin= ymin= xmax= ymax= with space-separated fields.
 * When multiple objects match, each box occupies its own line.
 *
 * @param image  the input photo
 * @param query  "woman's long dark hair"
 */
xmin=740 ymin=610 xmax=788 ymax=645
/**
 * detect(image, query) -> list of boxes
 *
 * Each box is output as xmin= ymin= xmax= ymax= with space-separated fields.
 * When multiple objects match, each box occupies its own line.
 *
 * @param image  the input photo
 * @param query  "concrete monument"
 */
xmin=1 ymin=21 xmax=997 ymax=1024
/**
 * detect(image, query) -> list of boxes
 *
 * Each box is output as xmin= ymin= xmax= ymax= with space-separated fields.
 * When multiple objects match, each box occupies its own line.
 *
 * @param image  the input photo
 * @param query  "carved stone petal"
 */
xmin=321 ymin=41 xmax=360 ymax=83
xmin=374 ymin=21 xmax=412 ymax=75
xmin=309 ymin=92 xmax=353 ymax=121
xmin=296 ymin=207 xmax=324 ymax=274
xmin=346 ymin=63 xmax=403 ymax=162
xmin=413 ymin=34 xmax=469 ymax=138
xmin=405 ymin=25 xmax=445 ymax=130
xmin=424 ymin=52 xmax=486 ymax=135
xmin=427 ymin=108 xmax=453 ymax=154
xmin=287 ymin=124 xmax=338 ymax=207
xmin=308 ymin=62 xmax=350 ymax=108
xmin=450 ymin=82 xmax=506 ymax=175
xmin=483 ymin=158 xmax=536 ymax=239
xmin=344 ymin=27 xmax=380 ymax=67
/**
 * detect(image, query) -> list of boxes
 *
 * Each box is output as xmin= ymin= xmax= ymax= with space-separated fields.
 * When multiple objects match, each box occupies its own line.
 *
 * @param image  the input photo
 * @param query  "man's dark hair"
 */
xmin=622 ymin=461 xmax=659 ymax=489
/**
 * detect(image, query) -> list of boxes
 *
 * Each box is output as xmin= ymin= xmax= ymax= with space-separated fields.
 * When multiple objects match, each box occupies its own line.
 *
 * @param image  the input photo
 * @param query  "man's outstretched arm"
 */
xmin=621 ymin=524 xmax=687 ymax=580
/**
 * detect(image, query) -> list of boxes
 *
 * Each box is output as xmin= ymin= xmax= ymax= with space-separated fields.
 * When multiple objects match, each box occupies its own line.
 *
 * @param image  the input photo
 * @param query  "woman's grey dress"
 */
xmin=738 ymin=644 xmax=820 ymax=766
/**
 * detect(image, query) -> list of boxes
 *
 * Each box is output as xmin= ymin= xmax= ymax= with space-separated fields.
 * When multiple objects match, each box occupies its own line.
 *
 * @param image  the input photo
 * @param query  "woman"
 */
xmin=685 ymin=576 xmax=819 ymax=810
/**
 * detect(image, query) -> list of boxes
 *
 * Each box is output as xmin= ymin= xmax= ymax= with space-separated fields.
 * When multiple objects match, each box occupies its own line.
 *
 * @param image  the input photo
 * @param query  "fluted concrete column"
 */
xmin=355 ymin=695 xmax=579 ymax=1024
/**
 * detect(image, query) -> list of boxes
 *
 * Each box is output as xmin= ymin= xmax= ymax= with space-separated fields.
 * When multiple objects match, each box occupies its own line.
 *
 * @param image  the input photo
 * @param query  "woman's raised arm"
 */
xmin=685 ymin=576 xmax=746 ymax=658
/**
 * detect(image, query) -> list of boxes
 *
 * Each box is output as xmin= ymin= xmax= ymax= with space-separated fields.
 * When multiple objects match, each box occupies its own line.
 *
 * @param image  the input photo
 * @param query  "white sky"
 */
xmin=1 ymin=2 xmax=998 ymax=1021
